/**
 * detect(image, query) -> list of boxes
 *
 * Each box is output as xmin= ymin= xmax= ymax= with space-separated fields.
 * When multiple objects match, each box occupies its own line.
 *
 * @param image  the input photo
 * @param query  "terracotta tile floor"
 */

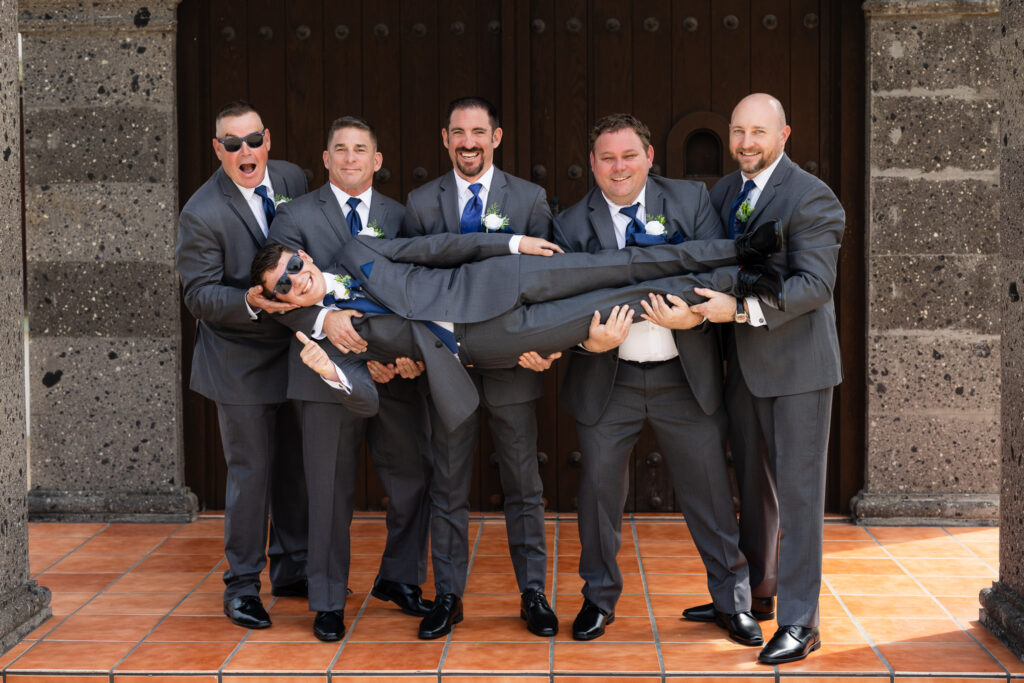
xmin=8 ymin=514 xmax=1022 ymax=681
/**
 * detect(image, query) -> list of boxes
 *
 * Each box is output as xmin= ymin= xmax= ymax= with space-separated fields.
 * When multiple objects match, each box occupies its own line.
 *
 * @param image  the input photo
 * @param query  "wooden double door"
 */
xmin=176 ymin=0 xmax=866 ymax=513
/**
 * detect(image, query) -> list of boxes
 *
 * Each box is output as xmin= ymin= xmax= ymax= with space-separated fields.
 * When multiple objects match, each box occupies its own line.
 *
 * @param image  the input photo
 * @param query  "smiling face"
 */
xmin=262 ymin=250 xmax=326 ymax=307
xmin=589 ymin=127 xmax=654 ymax=206
xmin=323 ymin=125 xmax=382 ymax=195
xmin=442 ymin=106 xmax=502 ymax=182
xmin=729 ymin=94 xmax=791 ymax=178
xmin=213 ymin=111 xmax=271 ymax=189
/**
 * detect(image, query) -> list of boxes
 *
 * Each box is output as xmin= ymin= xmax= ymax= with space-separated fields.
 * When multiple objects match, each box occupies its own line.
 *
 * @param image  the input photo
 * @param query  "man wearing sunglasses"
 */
xmin=263 ymin=116 xmax=436 ymax=642
xmin=176 ymin=100 xmax=310 ymax=632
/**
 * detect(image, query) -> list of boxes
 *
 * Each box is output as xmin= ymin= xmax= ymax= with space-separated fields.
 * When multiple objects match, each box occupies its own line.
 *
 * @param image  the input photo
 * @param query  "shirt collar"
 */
xmin=232 ymin=171 xmax=272 ymax=201
xmin=454 ymin=164 xmax=495 ymax=199
xmin=744 ymin=153 xmax=785 ymax=191
xmin=329 ymin=183 xmax=374 ymax=211
xmin=602 ymin=185 xmax=648 ymax=217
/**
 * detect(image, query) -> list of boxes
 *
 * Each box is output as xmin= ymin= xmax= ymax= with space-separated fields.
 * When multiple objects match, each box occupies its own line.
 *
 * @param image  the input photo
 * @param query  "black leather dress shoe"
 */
xmin=572 ymin=599 xmax=614 ymax=641
xmin=371 ymin=576 xmax=434 ymax=616
xmin=715 ymin=610 xmax=764 ymax=646
xmin=223 ymin=595 xmax=271 ymax=629
xmin=734 ymin=265 xmax=785 ymax=311
xmin=271 ymin=578 xmax=308 ymax=598
xmin=758 ymin=625 xmax=821 ymax=664
xmin=683 ymin=598 xmax=776 ymax=622
xmin=520 ymin=589 xmax=558 ymax=636
xmin=312 ymin=610 xmax=345 ymax=641
xmin=735 ymin=219 xmax=782 ymax=264
xmin=418 ymin=593 xmax=463 ymax=639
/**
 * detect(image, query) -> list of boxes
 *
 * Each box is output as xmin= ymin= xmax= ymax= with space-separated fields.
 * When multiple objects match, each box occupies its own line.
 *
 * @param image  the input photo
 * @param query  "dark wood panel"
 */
xmin=710 ymin=0 xmax=750 ymax=115
xmin=789 ymin=0 xmax=821 ymax=175
xmin=632 ymin=0 xmax=672 ymax=172
xmin=322 ymin=3 xmax=363 ymax=133
xmin=591 ymin=0 xmax=632 ymax=120
xmin=672 ymin=0 xmax=712 ymax=117
xmin=284 ymin=0 xmax=325 ymax=186
xmin=399 ymin=0 xmax=440 ymax=200
xmin=247 ymin=0 xmax=288 ymax=156
xmin=750 ymin=0 xmax=790 ymax=112
xmin=362 ymin=0 xmax=402 ymax=202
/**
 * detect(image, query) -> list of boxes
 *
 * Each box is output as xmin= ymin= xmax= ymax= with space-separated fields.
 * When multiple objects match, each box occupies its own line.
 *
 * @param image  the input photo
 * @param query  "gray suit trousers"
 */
xmin=217 ymin=401 xmax=307 ymax=600
xmin=575 ymin=362 xmax=749 ymax=614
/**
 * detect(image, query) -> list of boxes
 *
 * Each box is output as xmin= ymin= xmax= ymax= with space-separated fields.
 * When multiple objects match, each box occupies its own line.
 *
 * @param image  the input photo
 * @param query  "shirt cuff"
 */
xmin=746 ymin=297 xmax=767 ymax=327
xmin=244 ymin=293 xmax=260 ymax=320
xmin=509 ymin=234 xmax=523 ymax=254
xmin=312 ymin=307 xmax=330 ymax=339
xmin=320 ymin=362 xmax=353 ymax=393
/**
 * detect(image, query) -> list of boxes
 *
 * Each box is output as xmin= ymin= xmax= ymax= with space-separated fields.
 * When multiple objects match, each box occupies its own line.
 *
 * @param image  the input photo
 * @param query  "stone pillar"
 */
xmin=980 ymin=0 xmax=1024 ymax=661
xmin=0 ymin=0 xmax=52 ymax=654
xmin=853 ymin=0 xmax=1002 ymax=524
xmin=19 ymin=1 xmax=195 ymax=521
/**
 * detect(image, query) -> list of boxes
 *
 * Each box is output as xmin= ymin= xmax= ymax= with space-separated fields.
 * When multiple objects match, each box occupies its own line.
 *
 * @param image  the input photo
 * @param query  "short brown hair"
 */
xmin=250 ymin=242 xmax=295 ymax=296
xmin=589 ymin=113 xmax=651 ymax=152
xmin=215 ymin=100 xmax=262 ymax=133
xmin=326 ymin=115 xmax=378 ymax=150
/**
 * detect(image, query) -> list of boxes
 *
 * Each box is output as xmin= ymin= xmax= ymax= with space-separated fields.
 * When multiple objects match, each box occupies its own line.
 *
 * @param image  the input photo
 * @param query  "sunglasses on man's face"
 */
xmin=216 ymin=130 xmax=266 ymax=153
xmin=273 ymin=253 xmax=304 ymax=296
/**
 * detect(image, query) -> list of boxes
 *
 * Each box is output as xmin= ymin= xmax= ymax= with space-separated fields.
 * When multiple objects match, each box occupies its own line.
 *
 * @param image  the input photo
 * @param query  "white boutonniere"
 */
xmin=735 ymin=200 xmax=753 ymax=224
xmin=644 ymin=214 xmax=667 ymax=235
xmin=482 ymin=204 xmax=511 ymax=232
xmin=273 ymin=194 xmax=292 ymax=208
xmin=358 ymin=220 xmax=384 ymax=238
xmin=332 ymin=274 xmax=354 ymax=300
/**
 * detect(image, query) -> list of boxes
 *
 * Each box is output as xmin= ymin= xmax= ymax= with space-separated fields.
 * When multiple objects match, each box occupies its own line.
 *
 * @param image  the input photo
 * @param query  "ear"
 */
xmin=263 ymin=127 xmax=272 ymax=153
xmin=373 ymin=151 xmax=383 ymax=172
xmin=323 ymin=149 xmax=330 ymax=171
xmin=491 ymin=126 xmax=503 ymax=149
xmin=780 ymin=125 xmax=792 ymax=147
xmin=213 ymin=137 xmax=224 ymax=162
xmin=298 ymin=249 xmax=313 ymax=264
xmin=442 ymin=127 xmax=450 ymax=149
xmin=645 ymin=144 xmax=655 ymax=166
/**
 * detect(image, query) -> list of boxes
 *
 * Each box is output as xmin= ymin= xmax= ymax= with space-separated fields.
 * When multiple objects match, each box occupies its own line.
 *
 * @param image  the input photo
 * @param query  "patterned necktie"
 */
xmin=728 ymin=179 xmax=757 ymax=239
xmin=619 ymin=203 xmax=645 ymax=247
xmin=459 ymin=183 xmax=483 ymax=233
xmin=346 ymin=196 xmax=362 ymax=236
xmin=254 ymin=185 xmax=276 ymax=230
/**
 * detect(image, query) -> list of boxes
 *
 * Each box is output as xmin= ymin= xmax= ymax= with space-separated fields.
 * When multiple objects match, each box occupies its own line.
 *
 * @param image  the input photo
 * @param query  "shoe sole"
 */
xmin=372 ymin=586 xmax=433 ymax=617
xmin=714 ymin=615 xmax=765 ymax=647
xmin=681 ymin=611 xmax=716 ymax=623
xmin=571 ymin=614 xmax=614 ymax=641
xmin=520 ymin=609 xmax=558 ymax=637
xmin=226 ymin=616 xmax=271 ymax=629
xmin=417 ymin=611 xmax=463 ymax=640
xmin=313 ymin=628 xmax=344 ymax=642
xmin=758 ymin=638 xmax=822 ymax=664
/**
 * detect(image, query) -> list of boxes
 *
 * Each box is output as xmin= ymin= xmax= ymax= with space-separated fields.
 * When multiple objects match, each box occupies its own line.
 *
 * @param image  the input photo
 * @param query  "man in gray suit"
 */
xmin=266 ymin=116 xmax=433 ymax=641
xmin=175 ymin=101 xmax=309 ymax=630
xmin=551 ymin=113 xmax=762 ymax=645
xmin=400 ymin=97 xmax=558 ymax=639
xmin=687 ymin=93 xmax=845 ymax=664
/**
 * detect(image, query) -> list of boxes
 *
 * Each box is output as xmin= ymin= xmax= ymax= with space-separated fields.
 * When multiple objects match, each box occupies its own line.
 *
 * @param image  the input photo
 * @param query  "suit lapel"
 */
xmin=487 ymin=168 xmax=510 ymax=224
xmin=439 ymin=171 xmax=461 ymax=234
xmin=587 ymin=189 xmax=619 ymax=250
xmin=318 ymin=183 xmax=351 ymax=242
xmin=644 ymin=178 xmax=678 ymax=240
xmin=719 ymin=172 xmax=743 ymax=226
xmin=217 ymin=169 xmax=265 ymax=246
xmin=747 ymin=154 xmax=793 ymax=227
xmin=367 ymin=192 xmax=397 ymax=238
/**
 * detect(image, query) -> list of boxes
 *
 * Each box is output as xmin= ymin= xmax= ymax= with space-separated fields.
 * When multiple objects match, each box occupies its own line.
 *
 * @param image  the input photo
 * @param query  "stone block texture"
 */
xmin=856 ymin=0 xmax=1003 ymax=524
xmin=980 ymin=1 xmax=1024 ymax=659
xmin=20 ymin=0 xmax=195 ymax=520
xmin=0 ymin=0 xmax=52 ymax=656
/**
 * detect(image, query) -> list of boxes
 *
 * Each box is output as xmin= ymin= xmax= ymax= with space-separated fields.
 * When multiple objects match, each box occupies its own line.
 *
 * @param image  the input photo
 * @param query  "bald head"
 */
xmin=729 ymin=93 xmax=791 ymax=178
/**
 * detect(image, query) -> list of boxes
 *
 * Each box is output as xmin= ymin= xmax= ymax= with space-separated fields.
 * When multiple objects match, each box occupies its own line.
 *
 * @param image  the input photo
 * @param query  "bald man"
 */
xmin=684 ymin=93 xmax=845 ymax=664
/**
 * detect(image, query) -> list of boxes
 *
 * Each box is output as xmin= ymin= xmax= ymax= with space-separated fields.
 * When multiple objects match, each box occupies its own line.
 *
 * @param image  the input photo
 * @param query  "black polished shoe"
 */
xmin=734 ymin=265 xmax=785 ymax=311
xmin=681 ymin=602 xmax=716 ymax=622
xmin=312 ymin=609 xmax=345 ymax=641
xmin=735 ymin=219 xmax=782 ymax=265
xmin=520 ymin=589 xmax=559 ymax=637
xmin=572 ymin=599 xmax=614 ymax=641
xmin=271 ymin=578 xmax=308 ymax=598
xmin=371 ymin=576 xmax=434 ymax=617
xmin=715 ymin=610 xmax=764 ymax=646
xmin=758 ymin=625 xmax=821 ymax=664
xmin=752 ymin=596 xmax=775 ymax=621
xmin=418 ymin=593 xmax=463 ymax=639
xmin=223 ymin=595 xmax=271 ymax=629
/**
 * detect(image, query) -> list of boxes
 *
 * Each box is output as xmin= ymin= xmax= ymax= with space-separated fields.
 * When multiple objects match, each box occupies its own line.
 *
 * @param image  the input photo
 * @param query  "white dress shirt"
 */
xmin=454 ymin=164 xmax=496 ymax=219
xmin=600 ymin=188 xmax=679 ymax=363
xmin=238 ymin=172 xmax=275 ymax=319
xmin=736 ymin=153 xmax=785 ymax=327
xmin=330 ymin=183 xmax=373 ymax=230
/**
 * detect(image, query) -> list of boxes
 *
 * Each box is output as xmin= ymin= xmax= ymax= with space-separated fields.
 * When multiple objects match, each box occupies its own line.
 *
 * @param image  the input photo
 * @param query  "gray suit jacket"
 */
xmin=402 ymin=167 xmax=553 ymax=406
xmin=176 ymin=160 xmax=308 ymax=404
xmin=269 ymin=183 xmax=406 ymax=403
xmin=552 ymin=175 xmax=726 ymax=425
xmin=709 ymin=154 xmax=844 ymax=397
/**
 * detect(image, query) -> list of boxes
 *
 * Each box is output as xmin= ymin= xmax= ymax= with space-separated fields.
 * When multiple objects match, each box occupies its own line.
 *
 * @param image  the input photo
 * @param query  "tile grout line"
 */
xmin=629 ymin=513 xmax=666 ymax=681
xmin=325 ymin=579 xmax=368 ymax=680
xmin=435 ymin=511 xmax=487 ymax=678
xmin=820 ymin=573 xmax=896 ymax=679
xmin=860 ymin=525 xmax=1010 ymax=680
xmin=940 ymin=524 xmax=1000 ymax=577
xmin=549 ymin=512 xmax=559 ymax=680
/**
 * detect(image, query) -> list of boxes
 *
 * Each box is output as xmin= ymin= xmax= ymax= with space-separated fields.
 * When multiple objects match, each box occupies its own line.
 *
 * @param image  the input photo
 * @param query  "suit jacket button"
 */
xmin=435 ymin=340 xmax=443 ymax=348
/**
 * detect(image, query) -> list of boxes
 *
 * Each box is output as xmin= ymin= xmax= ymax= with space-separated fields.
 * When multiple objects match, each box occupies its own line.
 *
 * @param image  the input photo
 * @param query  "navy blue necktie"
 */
xmin=728 ymin=179 xmax=757 ymax=238
xmin=619 ymin=203 xmax=645 ymax=247
xmin=346 ymin=197 xmax=362 ymax=236
xmin=460 ymin=183 xmax=483 ymax=233
xmin=254 ymin=185 xmax=276 ymax=228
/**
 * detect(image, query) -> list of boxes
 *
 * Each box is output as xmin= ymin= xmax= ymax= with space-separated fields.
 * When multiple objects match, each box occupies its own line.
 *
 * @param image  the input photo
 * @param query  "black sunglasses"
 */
xmin=216 ymin=130 xmax=266 ymax=153
xmin=273 ymin=253 xmax=304 ymax=296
